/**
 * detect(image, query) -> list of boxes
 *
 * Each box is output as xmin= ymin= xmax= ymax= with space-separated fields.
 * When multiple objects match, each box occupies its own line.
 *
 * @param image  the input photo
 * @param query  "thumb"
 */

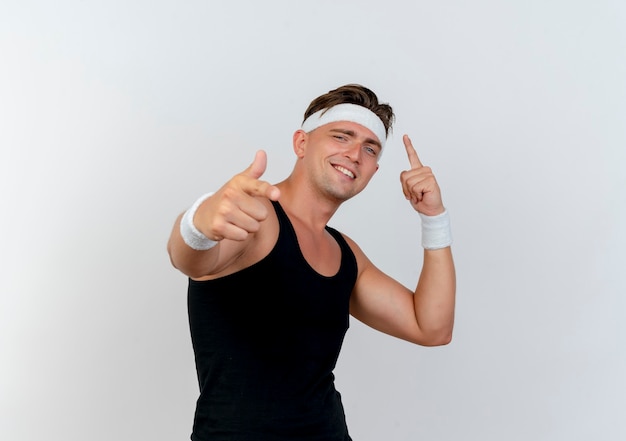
xmin=243 ymin=150 xmax=267 ymax=179
xmin=240 ymin=149 xmax=281 ymax=201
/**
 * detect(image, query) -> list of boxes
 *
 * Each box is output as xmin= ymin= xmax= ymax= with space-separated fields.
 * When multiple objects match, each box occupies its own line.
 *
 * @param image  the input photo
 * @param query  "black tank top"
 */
xmin=187 ymin=200 xmax=357 ymax=441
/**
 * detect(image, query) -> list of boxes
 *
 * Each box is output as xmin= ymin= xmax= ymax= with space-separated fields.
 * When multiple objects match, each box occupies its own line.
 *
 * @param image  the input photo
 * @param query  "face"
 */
xmin=294 ymin=121 xmax=381 ymax=202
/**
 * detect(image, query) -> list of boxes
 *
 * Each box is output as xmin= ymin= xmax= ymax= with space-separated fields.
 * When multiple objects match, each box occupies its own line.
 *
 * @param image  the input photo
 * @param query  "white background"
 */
xmin=1 ymin=1 xmax=625 ymax=440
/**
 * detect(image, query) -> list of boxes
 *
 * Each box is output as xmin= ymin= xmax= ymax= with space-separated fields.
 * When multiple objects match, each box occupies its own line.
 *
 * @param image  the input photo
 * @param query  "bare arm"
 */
xmin=167 ymin=150 xmax=280 ymax=279
xmin=349 ymin=242 xmax=455 ymax=347
xmin=413 ymin=247 xmax=456 ymax=344
xmin=167 ymin=211 xmax=222 ymax=279
xmin=349 ymin=135 xmax=456 ymax=346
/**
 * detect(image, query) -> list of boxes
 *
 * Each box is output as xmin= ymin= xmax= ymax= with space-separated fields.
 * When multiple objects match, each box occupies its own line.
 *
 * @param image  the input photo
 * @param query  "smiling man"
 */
xmin=167 ymin=84 xmax=456 ymax=441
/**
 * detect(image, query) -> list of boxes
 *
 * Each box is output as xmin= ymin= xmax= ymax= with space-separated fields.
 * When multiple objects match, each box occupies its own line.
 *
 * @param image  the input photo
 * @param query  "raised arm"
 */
xmin=349 ymin=135 xmax=456 ymax=346
xmin=167 ymin=150 xmax=280 ymax=279
xmin=401 ymin=134 xmax=456 ymax=341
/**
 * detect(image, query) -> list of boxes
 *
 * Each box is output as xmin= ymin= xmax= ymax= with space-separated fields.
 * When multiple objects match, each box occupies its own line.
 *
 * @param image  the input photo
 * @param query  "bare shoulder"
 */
xmin=336 ymin=232 xmax=375 ymax=276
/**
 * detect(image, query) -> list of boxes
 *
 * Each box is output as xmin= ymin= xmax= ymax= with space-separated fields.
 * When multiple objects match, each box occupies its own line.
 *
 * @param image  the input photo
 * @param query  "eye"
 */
xmin=333 ymin=135 xmax=347 ymax=141
xmin=364 ymin=145 xmax=378 ymax=156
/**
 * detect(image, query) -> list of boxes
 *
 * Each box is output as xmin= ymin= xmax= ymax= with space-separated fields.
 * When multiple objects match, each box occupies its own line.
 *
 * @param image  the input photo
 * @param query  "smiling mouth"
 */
xmin=333 ymin=165 xmax=355 ymax=179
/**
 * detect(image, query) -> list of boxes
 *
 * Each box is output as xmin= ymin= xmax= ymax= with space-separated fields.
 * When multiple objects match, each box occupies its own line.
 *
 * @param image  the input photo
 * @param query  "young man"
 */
xmin=167 ymin=84 xmax=456 ymax=441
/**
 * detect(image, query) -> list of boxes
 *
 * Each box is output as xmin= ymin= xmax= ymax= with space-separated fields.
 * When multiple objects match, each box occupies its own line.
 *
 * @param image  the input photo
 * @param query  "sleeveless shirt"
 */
xmin=187 ymin=200 xmax=357 ymax=441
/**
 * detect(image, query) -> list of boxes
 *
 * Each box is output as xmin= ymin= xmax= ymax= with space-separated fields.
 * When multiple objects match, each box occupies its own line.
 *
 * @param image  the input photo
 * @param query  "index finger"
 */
xmin=239 ymin=175 xmax=281 ymax=201
xmin=403 ymin=134 xmax=423 ymax=169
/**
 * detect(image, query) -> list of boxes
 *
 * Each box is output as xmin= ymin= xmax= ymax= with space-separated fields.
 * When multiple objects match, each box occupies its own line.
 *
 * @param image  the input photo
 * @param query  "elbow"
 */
xmin=170 ymin=257 xmax=206 ymax=279
xmin=167 ymin=239 xmax=206 ymax=279
xmin=433 ymin=331 xmax=453 ymax=346
xmin=422 ymin=335 xmax=452 ymax=347
xmin=415 ymin=327 xmax=454 ymax=347
xmin=167 ymin=249 xmax=198 ymax=278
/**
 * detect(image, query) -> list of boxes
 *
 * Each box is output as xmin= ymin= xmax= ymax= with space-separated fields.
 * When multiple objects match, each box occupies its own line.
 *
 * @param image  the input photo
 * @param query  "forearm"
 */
xmin=413 ymin=247 xmax=456 ymax=345
xmin=167 ymin=213 xmax=220 ymax=278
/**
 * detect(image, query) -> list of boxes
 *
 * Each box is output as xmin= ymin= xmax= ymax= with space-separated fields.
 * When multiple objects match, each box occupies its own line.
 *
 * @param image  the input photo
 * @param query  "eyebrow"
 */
xmin=328 ymin=128 xmax=382 ymax=150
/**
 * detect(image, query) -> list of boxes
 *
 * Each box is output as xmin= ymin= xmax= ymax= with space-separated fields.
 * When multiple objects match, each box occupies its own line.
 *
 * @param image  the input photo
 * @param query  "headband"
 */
xmin=301 ymin=103 xmax=387 ymax=150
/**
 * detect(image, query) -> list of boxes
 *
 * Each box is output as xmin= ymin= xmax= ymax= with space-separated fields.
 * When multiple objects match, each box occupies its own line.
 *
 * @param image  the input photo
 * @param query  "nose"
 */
xmin=344 ymin=142 xmax=361 ymax=163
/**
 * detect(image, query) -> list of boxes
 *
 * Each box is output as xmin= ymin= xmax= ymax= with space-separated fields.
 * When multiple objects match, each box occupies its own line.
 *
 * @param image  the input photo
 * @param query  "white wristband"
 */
xmin=180 ymin=192 xmax=219 ymax=251
xmin=419 ymin=209 xmax=453 ymax=250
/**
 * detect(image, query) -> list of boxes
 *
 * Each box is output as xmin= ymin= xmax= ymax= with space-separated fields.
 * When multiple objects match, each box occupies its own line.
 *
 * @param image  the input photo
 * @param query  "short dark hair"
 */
xmin=303 ymin=84 xmax=395 ymax=137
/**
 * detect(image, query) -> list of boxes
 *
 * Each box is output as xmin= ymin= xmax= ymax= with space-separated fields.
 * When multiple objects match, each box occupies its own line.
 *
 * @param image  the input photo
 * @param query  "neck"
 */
xmin=275 ymin=175 xmax=341 ymax=231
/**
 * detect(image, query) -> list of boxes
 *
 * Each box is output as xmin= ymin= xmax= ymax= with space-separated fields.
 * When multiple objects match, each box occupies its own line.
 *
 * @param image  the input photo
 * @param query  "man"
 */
xmin=167 ymin=84 xmax=456 ymax=440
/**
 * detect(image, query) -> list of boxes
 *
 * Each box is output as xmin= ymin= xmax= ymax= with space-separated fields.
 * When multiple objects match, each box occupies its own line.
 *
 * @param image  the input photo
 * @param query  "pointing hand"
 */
xmin=400 ymin=135 xmax=445 ymax=216
xmin=194 ymin=150 xmax=281 ymax=242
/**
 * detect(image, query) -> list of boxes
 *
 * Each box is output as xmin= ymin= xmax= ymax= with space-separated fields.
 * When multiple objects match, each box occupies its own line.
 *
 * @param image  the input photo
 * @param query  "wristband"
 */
xmin=419 ymin=210 xmax=452 ymax=250
xmin=180 ymin=192 xmax=219 ymax=251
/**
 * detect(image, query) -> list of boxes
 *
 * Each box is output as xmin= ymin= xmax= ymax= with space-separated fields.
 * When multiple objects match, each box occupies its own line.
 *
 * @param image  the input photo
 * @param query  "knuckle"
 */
xmin=247 ymin=220 xmax=262 ymax=233
xmin=211 ymin=216 xmax=228 ymax=235
xmin=221 ymin=185 xmax=238 ymax=200
xmin=254 ymin=181 xmax=268 ymax=195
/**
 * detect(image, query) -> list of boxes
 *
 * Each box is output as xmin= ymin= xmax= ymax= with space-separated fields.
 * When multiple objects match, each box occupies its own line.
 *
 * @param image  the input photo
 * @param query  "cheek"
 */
xmin=360 ymin=168 xmax=378 ymax=186
xmin=365 ymin=162 xmax=380 ymax=177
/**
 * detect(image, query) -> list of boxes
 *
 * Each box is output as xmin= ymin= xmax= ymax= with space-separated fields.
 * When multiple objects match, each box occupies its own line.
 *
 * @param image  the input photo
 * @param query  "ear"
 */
xmin=292 ymin=129 xmax=308 ymax=158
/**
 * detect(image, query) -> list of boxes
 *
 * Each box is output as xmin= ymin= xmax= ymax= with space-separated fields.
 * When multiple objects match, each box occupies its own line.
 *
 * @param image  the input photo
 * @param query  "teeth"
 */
xmin=334 ymin=165 xmax=355 ymax=179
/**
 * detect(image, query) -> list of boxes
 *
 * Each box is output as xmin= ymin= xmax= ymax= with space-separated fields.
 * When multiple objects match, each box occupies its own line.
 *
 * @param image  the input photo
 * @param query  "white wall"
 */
xmin=1 ymin=1 xmax=624 ymax=440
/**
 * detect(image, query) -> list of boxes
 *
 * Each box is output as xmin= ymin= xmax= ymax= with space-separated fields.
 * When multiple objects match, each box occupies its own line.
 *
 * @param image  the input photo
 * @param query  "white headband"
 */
xmin=301 ymin=103 xmax=387 ymax=150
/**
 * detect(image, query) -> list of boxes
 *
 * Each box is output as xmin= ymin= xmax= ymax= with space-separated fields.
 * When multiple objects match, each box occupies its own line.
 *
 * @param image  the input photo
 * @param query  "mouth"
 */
xmin=333 ymin=164 xmax=355 ymax=179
